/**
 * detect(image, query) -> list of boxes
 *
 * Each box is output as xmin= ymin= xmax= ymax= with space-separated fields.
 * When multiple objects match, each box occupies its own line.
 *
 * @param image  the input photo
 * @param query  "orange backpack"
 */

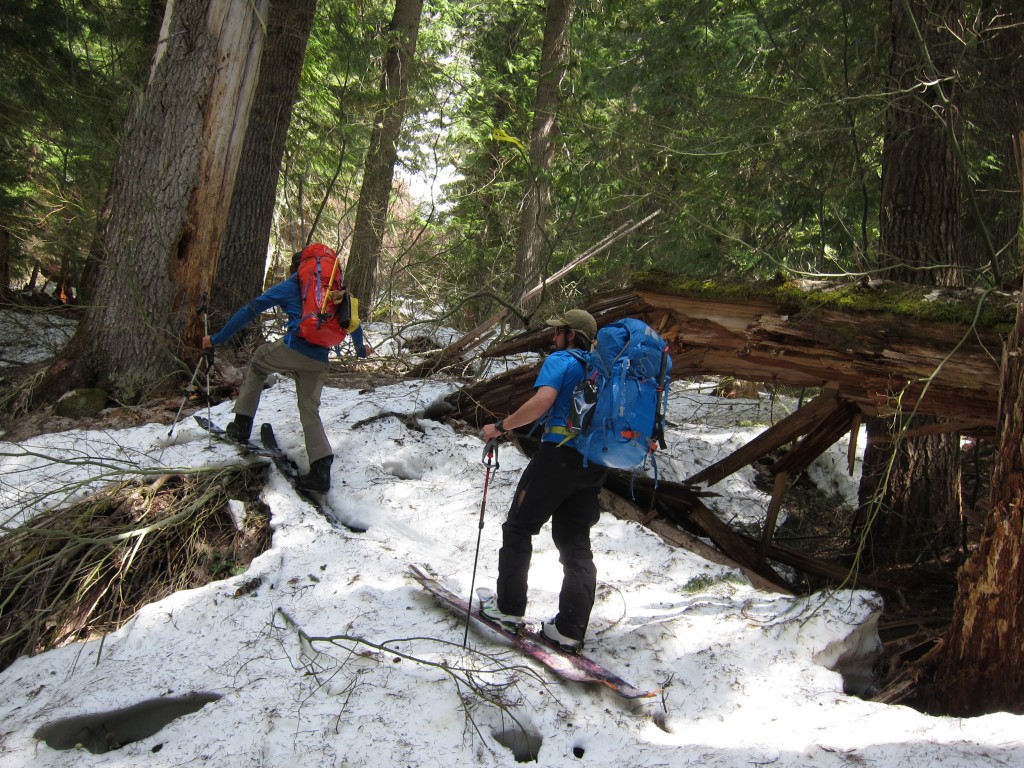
xmin=295 ymin=243 xmax=350 ymax=348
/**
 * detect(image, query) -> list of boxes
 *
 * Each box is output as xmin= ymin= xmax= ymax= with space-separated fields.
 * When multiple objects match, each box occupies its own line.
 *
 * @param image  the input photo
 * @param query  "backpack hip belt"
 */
xmin=543 ymin=425 xmax=576 ymax=446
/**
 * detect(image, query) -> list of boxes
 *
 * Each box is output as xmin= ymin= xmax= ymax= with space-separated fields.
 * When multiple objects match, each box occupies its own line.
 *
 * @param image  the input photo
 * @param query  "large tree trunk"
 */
xmin=50 ymin=0 xmax=269 ymax=403
xmin=878 ymin=0 xmax=964 ymax=287
xmin=0 ymin=226 xmax=10 ymax=297
xmin=960 ymin=2 xmax=1023 ymax=285
xmin=344 ymin=0 xmax=424 ymax=316
xmin=855 ymin=420 xmax=961 ymax=568
xmin=932 ymin=239 xmax=1024 ymax=715
xmin=513 ymin=0 xmax=573 ymax=319
xmin=856 ymin=0 xmax=966 ymax=567
xmin=210 ymin=0 xmax=317 ymax=331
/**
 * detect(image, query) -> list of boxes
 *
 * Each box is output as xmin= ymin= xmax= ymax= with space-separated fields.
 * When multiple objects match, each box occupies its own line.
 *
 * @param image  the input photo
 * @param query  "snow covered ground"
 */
xmin=0 ymin=308 xmax=76 ymax=370
xmin=0 ymin=330 xmax=1021 ymax=766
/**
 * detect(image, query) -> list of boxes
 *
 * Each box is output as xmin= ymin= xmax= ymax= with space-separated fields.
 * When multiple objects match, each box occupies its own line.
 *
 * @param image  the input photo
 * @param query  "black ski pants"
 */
xmin=496 ymin=442 xmax=606 ymax=641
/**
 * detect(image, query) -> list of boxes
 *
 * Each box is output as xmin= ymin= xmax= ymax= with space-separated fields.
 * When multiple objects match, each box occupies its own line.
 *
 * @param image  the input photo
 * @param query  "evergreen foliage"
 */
xmin=1 ymin=0 xmax=1018 ymax=325
xmin=275 ymin=0 xmax=390 ymax=255
xmin=558 ymin=0 xmax=888 ymax=281
xmin=431 ymin=0 xmax=543 ymax=318
xmin=0 ymin=0 xmax=155 ymax=296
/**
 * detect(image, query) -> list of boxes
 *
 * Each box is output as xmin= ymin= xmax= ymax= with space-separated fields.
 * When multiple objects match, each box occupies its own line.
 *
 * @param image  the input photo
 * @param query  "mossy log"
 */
xmin=454 ymin=279 xmax=1010 ymax=435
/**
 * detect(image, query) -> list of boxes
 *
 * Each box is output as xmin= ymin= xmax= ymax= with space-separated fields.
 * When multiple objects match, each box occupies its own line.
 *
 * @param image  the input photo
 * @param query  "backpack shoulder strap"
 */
xmin=565 ymin=349 xmax=588 ymax=367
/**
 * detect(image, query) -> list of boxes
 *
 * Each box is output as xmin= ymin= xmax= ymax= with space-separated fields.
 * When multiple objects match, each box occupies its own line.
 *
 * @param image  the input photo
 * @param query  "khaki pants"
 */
xmin=233 ymin=339 xmax=332 ymax=463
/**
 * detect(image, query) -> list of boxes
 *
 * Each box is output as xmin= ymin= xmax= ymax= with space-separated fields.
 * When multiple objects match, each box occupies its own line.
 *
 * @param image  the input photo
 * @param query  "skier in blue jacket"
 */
xmin=479 ymin=309 xmax=605 ymax=651
xmin=202 ymin=256 xmax=372 ymax=492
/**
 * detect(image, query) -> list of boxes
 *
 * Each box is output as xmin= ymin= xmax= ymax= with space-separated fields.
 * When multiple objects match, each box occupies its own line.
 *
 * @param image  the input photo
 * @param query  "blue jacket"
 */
xmin=210 ymin=277 xmax=368 ymax=363
xmin=535 ymin=350 xmax=586 ymax=444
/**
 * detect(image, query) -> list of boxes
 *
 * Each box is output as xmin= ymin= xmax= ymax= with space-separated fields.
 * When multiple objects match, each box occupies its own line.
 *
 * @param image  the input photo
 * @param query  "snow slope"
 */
xmin=0 ymin=370 xmax=1020 ymax=767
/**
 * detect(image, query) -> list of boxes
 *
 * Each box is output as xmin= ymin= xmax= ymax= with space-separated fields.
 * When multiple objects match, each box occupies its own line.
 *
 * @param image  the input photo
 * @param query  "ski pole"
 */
xmin=318 ymin=256 xmax=340 ymax=315
xmin=167 ymin=356 xmax=207 ymax=441
xmin=202 ymin=302 xmax=212 ymax=448
xmin=464 ymin=439 xmax=499 ymax=647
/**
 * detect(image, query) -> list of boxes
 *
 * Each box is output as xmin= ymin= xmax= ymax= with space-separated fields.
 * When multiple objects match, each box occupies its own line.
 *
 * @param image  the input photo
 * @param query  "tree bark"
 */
xmin=513 ymin=0 xmax=573 ymax=320
xmin=960 ymin=2 xmax=1024 ymax=286
xmin=854 ymin=419 xmax=961 ymax=568
xmin=210 ymin=0 xmax=317 ymax=330
xmin=0 ymin=226 xmax=10 ymax=298
xmin=857 ymin=0 xmax=967 ymax=567
xmin=53 ymin=0 xmax=269 ymax=402
xmin=878 ymin=0 xmax=964 ymax=287
xmin=932 ymin=253 xmax=1024 ymax=715
xmin=344 ymin=0 xmax=424 ymax=316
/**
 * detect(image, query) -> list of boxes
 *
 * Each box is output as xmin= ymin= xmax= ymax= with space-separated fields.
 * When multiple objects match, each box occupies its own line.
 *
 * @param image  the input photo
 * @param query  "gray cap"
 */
xmin=545 ymin=309 xmax=597 ymax=342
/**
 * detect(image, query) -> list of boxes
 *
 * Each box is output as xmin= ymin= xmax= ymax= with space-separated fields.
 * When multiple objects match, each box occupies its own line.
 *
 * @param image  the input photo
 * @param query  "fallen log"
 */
xmin=600 ymin=489 xmax=793 ymax=595
xmin=633 ymin=277 xmax=1010 ymax=433
xmin=736 ymin=533 xmax=890 ymax=593
xmin=472 ymin=279 xmax=1011 ymax=434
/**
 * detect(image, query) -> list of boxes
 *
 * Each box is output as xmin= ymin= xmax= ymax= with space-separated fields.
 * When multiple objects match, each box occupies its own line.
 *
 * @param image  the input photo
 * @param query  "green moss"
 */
xmin=631 ymin=271 xmax=1016 ymax=330
xmin=633 ymin=272 xmax=784 ymax=304
xmin=681 ymin=571 xmax=747 ymax=593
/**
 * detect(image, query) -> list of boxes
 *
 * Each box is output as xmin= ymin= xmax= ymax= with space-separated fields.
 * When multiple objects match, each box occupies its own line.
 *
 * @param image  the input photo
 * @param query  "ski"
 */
xmin=259 ymin=422 xmax=329 ymax=506
xmin=260 ymin=423 xmax=365 ymax=534
xmin=409 ymin=564 xmax=659 ymax=699
xmin=194 ymin=415 xmax=278 ymax=460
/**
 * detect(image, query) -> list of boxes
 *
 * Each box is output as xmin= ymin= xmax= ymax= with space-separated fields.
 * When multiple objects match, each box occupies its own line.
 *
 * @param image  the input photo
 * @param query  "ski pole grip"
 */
xmin=481 ymin=439 xmax=499 ymax=466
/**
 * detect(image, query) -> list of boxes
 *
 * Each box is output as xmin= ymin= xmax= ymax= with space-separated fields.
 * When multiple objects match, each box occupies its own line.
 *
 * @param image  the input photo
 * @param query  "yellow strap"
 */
xmin=319 ymin=257 xmax=341 ymax=315
xmin=543 ymin=425 xmax=575 ymax=447
xmin=491 ymin=128 xmax=526 ymax=152
xmin=347 ymin=297 xmax=361 ymax=333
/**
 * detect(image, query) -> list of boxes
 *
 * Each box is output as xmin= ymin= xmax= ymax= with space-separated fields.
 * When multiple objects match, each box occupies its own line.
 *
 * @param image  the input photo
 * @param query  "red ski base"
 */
xmin=409 ymin=564 xmax=660 ymax=699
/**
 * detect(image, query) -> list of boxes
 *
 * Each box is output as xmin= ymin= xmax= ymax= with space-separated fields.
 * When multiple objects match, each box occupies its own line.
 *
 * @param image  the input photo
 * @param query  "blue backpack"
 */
xmin=566 ymin=318 xmax=671 ymax=470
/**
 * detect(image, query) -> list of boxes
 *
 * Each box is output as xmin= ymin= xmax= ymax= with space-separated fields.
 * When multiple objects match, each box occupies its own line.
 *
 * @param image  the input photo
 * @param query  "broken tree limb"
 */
xmin=737 ymin=532 xmax=890 ymax=592
xmin=685 ymin=390 xmax=843 ymax=486
xmin=594 ymin=467 xmax=794 ymax=592
xmin=601 ymin=489 xmax=792 ymax=595
xmin=407 ymin=213 xmax=660 ymax=377
xmin=771 ymin=399 xmax=861 ymax=475
xmin=761 ymin=471 xmax=790 ymax=559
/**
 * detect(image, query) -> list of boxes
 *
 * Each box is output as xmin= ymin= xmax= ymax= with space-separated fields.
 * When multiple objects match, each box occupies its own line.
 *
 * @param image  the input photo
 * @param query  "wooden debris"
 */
xmin=475 ymin=282 xmax=1005 ymax=434
xmin=685 ymin=389 xmax=843 ymax=486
